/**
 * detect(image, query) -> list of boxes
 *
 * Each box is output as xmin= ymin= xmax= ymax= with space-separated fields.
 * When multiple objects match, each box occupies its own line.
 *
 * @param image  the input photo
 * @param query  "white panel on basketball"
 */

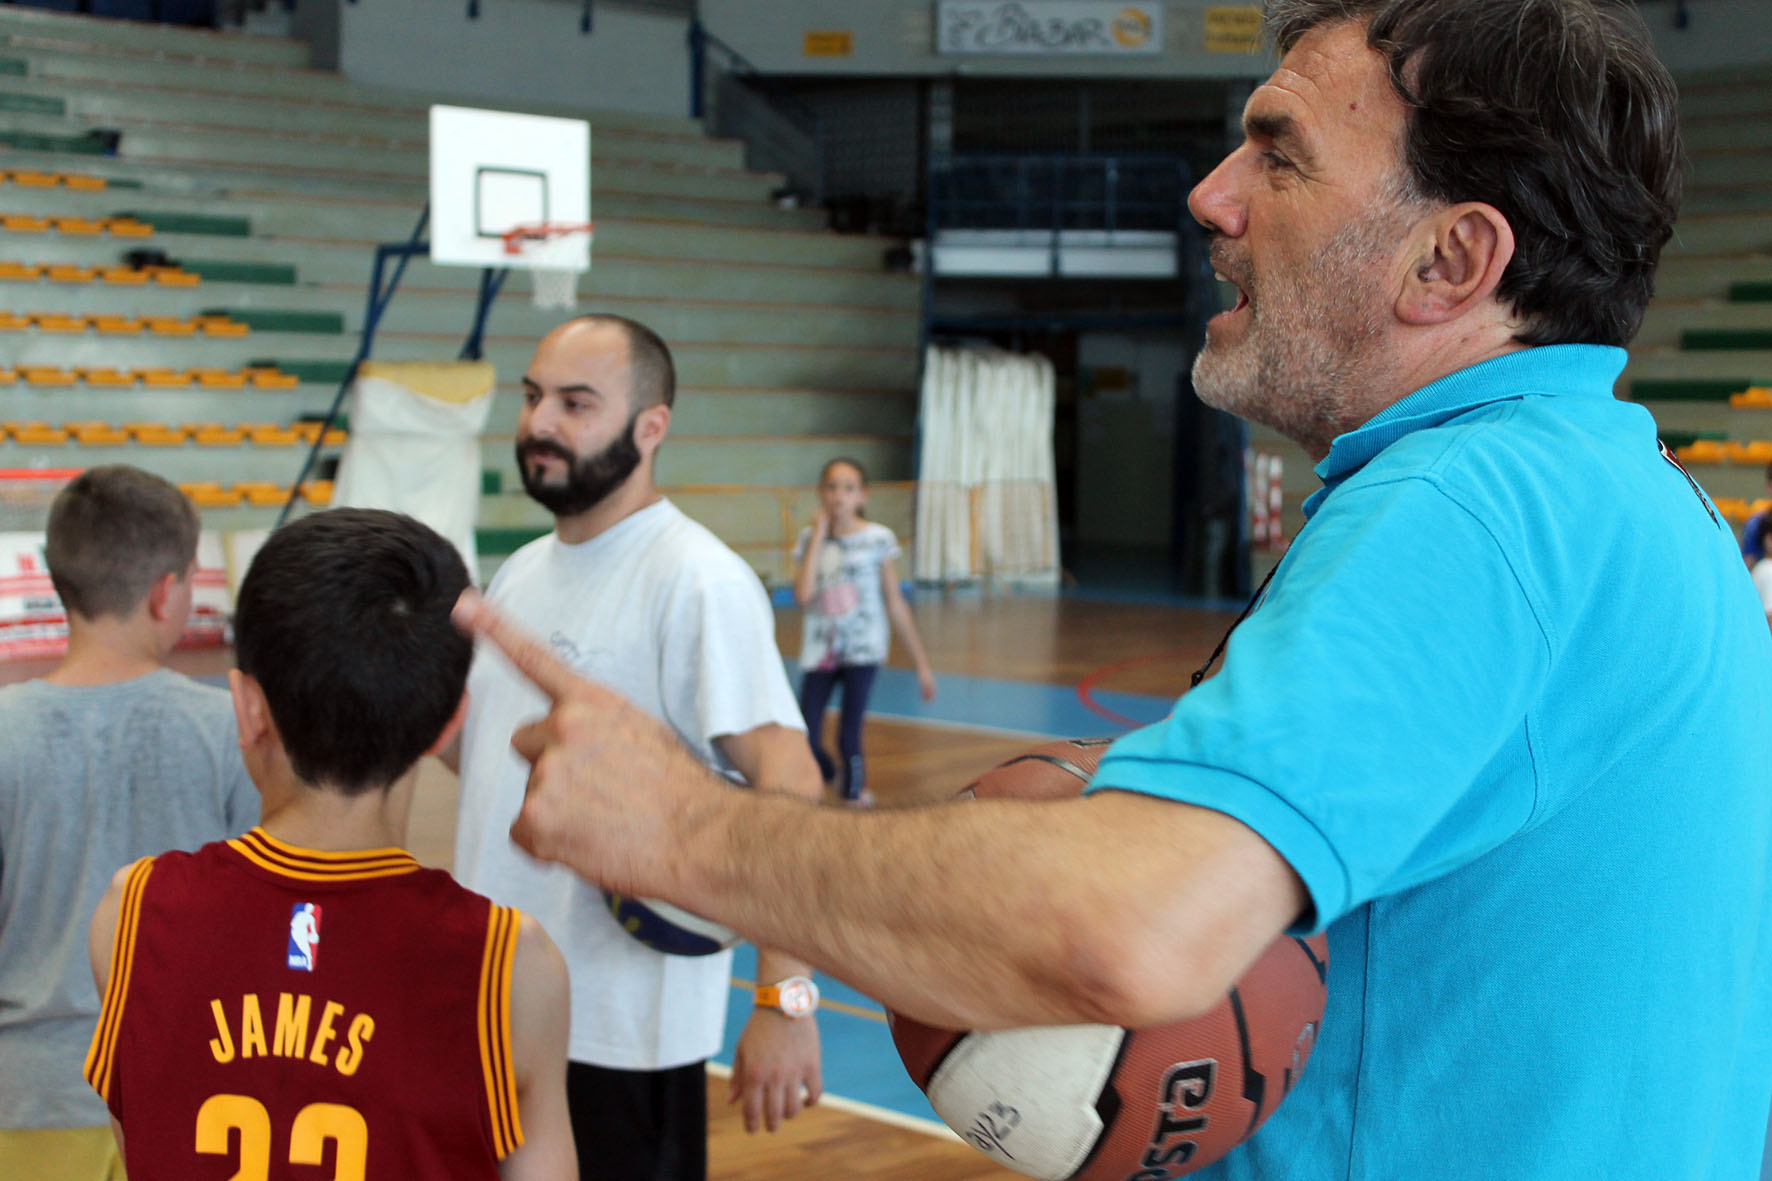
xmin=642 ymin=899 xmax=739 ymax=946
xmin=428 ymin=104 xmax=590 ymax=272
xmin=925 ymin=1024 xmax=1126 ymax=1180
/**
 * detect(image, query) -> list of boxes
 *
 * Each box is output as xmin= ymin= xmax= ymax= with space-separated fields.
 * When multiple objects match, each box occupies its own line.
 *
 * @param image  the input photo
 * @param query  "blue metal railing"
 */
xmin=688 ymin=20 xmax=826 ymax=205
xmin=929 ymin=153 xmax=1195 ymax=235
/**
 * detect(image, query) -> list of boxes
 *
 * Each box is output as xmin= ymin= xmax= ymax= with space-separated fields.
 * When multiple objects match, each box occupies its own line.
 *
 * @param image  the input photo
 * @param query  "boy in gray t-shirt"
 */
xmin=0 ymin=466 xmax=256 ymax=1180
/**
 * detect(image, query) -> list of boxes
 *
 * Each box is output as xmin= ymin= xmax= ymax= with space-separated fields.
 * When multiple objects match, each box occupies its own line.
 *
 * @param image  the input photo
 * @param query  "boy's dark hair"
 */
xmin=1265 ymin=0 xmax=1682 ymax=349
xmin=46 ymin=465 xmax=199 ymax=620
xmin=821 ymin=456 xmax=869 ymax=486
xmin=234 ymin=509 xmax=472 ymax=795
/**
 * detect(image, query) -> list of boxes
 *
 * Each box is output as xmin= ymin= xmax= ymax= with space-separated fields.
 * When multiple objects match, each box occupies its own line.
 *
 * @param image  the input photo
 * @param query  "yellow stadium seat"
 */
xmin=235 ymin=482 xmax=288 ymax=506
xmin=80 ymin=368 xmax=135 ymax=387
xmin=249 ymin=425 xmax=301 ymax=446
xmin=99 ymin=267 xmax=149 ymax=285
xmin=93 ymin=316 xmax=143 ymax=335
xmin=64 ymin=175 xmax=106 ymax=192
xmin=0 ymin=369 xmax=15 ymax=384
xmin=180 ymin=482 xmax=242 ymax=507
xmin=194 ymin=370 xmax=248 ymax=389
xmin=302 ymin=480 xmax=334 ymax=505
xmin=21 ymin=368 xmax=76 ymax=387
xmin=0 ymin=261 xmax=42 ymax=281
xmin=128 ymin=423 xmax=189 ymax=446
xmin=54 ymin=218 xmax=106 ymax=236
xmin=138 ymin=368 xmax=194 ymax=388
xmin=44 ymin=265 xmax=96 ymax=283
xmin=12 ymin=172 xmax=58 ymax=188
xmin=249 ymin=370 xmax=300 ymax=389
xmin=13 ymin=423 xmax=69 ymax=443
xmin=34 ymin=314 xmax=88 ymax=333
xmin=192 ymin=425 xmax=245 ymax=445
xmin=200 ymin=319 xmax=249 ymax=338
xmin=2 ymin=215 xmax=51 ymax=232
xmin=145 ymin=317 xmax=197 ymax=336
xmin=106 ymin=219 xmax=153 ymax=238
xmin=72 ymin=423 xmax=130 ymax=446
xmin=292 ymin=423 xmax=348 ymax=446
xmin=0 ymin=312 xmax=29 ymax=331
xmin=1739 ymin=441 xmax=1772 ymax=464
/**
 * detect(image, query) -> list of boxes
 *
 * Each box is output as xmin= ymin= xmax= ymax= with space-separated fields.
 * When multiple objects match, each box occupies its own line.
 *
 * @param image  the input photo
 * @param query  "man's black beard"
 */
xmin=515 ymin=418 xmax=643 ymax=518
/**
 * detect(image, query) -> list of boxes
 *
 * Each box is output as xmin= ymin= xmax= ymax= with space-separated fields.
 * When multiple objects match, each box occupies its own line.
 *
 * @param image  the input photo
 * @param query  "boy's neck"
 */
xmin=255 ymin=770 xmax=417 ymax=854
xmin=43 ymin=618 xmax=166 ymax=687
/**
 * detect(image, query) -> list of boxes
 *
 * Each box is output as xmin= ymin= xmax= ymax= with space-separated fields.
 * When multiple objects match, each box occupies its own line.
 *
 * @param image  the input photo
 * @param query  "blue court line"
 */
xmin=784 ymin=659 xmax=1175 ymax=736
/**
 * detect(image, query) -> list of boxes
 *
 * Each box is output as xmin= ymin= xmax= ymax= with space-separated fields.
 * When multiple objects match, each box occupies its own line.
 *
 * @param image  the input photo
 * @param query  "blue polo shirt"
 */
xmin=1093 ymin=345 xmax=1772 ymax=1179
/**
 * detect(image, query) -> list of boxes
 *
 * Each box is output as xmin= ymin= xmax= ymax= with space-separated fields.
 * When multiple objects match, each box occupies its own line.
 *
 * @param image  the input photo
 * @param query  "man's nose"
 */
xmin=1188 ymin=154 xmax=1247 ymax=238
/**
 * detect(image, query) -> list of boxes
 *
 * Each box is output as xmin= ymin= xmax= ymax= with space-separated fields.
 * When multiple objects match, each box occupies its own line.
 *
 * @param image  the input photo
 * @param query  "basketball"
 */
xmin=603 ymin=892 xmax=741 ymax=957
xmin=888 ymin=739 xmax=1329 ymax=1179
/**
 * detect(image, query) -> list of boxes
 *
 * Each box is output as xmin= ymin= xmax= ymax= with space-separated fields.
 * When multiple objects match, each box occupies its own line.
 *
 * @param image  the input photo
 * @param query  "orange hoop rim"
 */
xmin=501 ymin=221 xmax=596 ymax=256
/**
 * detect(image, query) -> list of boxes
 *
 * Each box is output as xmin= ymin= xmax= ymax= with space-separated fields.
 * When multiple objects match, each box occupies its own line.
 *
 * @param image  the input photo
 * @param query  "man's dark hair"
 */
xmin=1264 ymin=0 xmax=1682 ymax=348
xmin=575 ymin=313 xmax=677 ymax=409
xmin=234 ymin=509 xmax=472 ymax=795
xmin=46 ymin=465 xmax=199 ymax=620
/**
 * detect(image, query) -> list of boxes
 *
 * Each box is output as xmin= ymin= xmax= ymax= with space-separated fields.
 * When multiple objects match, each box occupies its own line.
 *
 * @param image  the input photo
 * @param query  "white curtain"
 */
xmin=915 ymin=347 xmax=1060 ymax=586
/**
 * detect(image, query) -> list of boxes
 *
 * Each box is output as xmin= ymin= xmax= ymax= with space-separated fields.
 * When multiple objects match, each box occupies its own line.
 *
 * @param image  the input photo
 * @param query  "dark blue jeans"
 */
xmin=798 ymin=664 xmax=878 ymax=799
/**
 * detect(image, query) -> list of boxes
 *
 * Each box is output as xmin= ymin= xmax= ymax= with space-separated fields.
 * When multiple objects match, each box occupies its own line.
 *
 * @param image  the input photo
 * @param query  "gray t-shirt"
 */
xmin=0 ymin=669 xmax=258 ymax=1128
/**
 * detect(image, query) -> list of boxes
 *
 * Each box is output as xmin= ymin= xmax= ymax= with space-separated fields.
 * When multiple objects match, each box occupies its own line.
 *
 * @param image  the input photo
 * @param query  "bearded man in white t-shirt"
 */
xmin=448 ymin=315 xmax=825 ymax=1180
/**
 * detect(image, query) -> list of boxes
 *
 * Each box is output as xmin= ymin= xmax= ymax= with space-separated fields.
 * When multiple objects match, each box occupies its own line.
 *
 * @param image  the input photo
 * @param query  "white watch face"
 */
xmin=777 ymin=977 xmax=819 ymax=1018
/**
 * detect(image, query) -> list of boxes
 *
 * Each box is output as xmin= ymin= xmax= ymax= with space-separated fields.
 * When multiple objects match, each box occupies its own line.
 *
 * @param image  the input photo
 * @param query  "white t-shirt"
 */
xmin=793 ymin=521 xmax=901 ymax=670
xmin=1753 ymin=558 xmax=1772 ymax=615
xmin=454 ymin=499 xmax=804 ymax=1070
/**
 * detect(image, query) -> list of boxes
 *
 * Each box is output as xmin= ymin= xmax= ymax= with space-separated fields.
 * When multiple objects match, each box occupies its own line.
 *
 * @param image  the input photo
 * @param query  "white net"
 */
xmin=532 ymin=265 xmax=580 ymax=310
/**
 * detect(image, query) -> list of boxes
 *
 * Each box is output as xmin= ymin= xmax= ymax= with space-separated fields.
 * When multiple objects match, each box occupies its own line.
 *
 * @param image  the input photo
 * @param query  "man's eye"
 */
xmin=1261 ymin=151 xmax=1294 ymax=170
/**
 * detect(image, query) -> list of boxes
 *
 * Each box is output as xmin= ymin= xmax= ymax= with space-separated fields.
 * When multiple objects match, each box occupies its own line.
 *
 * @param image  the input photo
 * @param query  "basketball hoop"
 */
xmin=502 ymin=221 xmax=594 ymax=310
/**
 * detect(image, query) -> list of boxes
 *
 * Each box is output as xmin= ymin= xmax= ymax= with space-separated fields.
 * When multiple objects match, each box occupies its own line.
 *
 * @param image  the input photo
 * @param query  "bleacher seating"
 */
xmin=0 ymin=6 xmax=918 ymax=583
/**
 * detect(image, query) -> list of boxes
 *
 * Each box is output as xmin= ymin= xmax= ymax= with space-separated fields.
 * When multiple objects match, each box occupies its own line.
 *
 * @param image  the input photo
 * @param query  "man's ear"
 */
xmin=634 ymin=403 xmax=671 ymax=455
xmin=229 ymin=668 xmax=276 ymax=752
xmin=143 ymin=570 xmax=180 ymax=623
xmin=1396 ymin=202 xmax=1515 ymax=327
xmin=425 ymin=691 xmax=470 ymax=757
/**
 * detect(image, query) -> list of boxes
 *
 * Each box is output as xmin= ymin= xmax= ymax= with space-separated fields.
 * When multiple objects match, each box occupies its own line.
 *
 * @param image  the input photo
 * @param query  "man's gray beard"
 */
xmin=1193 ymin=208 xmax=1407 ymax=456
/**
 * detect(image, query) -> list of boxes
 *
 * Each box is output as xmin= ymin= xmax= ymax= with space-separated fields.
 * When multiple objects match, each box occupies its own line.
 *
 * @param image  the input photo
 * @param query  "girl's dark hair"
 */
xmin=234 ymin=509 xmax=472 ymax=795
xmin=1265 ymin=0 xmax=1682 ymax=348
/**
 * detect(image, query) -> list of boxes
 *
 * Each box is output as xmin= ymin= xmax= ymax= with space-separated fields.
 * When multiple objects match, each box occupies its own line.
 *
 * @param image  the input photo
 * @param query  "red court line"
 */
xmin=1075 ymin=648 xmax=1188 ymax=729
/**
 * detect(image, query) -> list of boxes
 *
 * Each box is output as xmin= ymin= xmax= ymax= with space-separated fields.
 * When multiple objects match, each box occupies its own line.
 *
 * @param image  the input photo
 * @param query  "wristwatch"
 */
xmin=755 ymin=976 xmax=820 ymax=1019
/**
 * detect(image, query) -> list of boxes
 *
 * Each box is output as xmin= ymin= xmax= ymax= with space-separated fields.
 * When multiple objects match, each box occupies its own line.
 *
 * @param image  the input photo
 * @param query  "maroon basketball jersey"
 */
xmin=85 ymin=828 xmax=524 ymax=1180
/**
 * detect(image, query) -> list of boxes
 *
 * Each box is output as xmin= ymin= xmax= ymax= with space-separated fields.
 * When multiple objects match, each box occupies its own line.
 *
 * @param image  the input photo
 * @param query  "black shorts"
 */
xmin=565 ymin=1059 xmax=707 ymax=1181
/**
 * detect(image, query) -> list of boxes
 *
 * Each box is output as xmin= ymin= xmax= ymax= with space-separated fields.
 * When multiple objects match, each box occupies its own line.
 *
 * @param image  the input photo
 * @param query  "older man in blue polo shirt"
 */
xmin=448 ymin=1 xmax=1772 ymax=1177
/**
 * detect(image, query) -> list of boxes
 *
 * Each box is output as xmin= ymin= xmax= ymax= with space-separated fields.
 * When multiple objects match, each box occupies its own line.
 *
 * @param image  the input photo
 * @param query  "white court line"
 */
xmin=704 ymin=1062 xmax=961 ymax=1142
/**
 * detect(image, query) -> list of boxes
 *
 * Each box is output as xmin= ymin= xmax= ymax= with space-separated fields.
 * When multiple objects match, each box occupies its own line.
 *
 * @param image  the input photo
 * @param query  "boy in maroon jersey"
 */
xmin=84 ymin=509 xmax=575 ymax=1179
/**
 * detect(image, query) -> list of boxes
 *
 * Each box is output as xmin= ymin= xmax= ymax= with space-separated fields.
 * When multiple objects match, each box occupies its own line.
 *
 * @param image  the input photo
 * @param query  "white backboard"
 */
xmin=429 ymin=105 xmax=591 ymax=272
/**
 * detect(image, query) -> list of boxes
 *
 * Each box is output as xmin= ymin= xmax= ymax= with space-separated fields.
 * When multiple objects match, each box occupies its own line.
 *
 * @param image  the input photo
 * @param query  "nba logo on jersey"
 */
xmin=287 ymin=902 xmax=321 ymax=971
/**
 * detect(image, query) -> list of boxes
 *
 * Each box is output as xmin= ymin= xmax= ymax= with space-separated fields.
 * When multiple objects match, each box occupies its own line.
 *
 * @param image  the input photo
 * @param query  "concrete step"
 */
xmin=1656 ymin=256 xmax=1772 ymax=301
xmin=1685 ymin=116 xmax=1772 ymax=153
xmin=1666 ymin=211 xmax=1772 ymax=257
xmin=0 ymin=7 xmax=308 ymax=67
xmin=1679 ymin=85 xmax=1772 ymax=122
xmin=0 ymin=149 xmax=825 ymax=230
xmin=1 ymin=42 xmax=706 ymax=140
xmin=1623 ymin=347 xmax=1772 ymax=399
xmin=0 ymin=431 xmax=913 ymax=490
xmin=0 ymin=330 xmax=921 ymax=392
xmin=0 ymin=218 xmax=900 ymax=276
xmin=1682 ymin=185 xmax=1772 ymax=218
xmin=0 ymin=110 xmax=784 ymax=204
xmin=0 ymin=76 xmax=748 ymax=171
xmin=1683 ymin=147 xmax=1772 ymax=188
xmin=0 ymin=286 xmax=918 ymax=349
xmin=0 ymin=178 xmax=833 ymax=240
xmin=1637 ymin=300 xmax=1772 ymax=349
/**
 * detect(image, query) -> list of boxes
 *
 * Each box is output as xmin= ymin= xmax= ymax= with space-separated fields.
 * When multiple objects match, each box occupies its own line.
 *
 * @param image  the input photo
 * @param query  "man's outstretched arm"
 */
xmin=460 ymin=590 xmax=1306 ymax=1032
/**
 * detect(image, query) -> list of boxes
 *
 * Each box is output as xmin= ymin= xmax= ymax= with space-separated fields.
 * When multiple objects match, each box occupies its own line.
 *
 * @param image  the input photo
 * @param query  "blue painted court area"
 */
xmin=785 ymin=659 xmax=1174 ymax=737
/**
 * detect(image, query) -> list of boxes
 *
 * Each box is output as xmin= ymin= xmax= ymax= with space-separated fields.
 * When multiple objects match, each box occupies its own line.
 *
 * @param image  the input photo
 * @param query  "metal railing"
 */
xmin=929 ymin=152 xmax=1195 ymax=235
xmin=688 ymin=20 xmax=827 ymax=205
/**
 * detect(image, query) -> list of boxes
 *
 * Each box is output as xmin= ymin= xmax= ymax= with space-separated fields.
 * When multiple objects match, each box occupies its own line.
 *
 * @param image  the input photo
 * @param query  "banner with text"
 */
xmin=937 ymin=1 xmax=1163 ymax=55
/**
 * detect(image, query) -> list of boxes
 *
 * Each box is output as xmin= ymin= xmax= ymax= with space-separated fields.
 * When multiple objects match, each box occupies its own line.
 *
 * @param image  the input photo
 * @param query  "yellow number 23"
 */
xmin=195 ymin=1093 xmax=367 ymax=1181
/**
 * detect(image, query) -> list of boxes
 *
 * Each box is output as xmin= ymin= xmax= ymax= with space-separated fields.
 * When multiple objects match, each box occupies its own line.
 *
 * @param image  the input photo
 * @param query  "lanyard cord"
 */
xmin=1189 ymin=558 xmax=1281 ymax=689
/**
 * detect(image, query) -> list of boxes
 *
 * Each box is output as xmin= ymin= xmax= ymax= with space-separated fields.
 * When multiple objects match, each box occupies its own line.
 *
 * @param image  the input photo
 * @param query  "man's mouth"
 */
xmin=1214 ymin=268 xmax=1250 ymax=313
